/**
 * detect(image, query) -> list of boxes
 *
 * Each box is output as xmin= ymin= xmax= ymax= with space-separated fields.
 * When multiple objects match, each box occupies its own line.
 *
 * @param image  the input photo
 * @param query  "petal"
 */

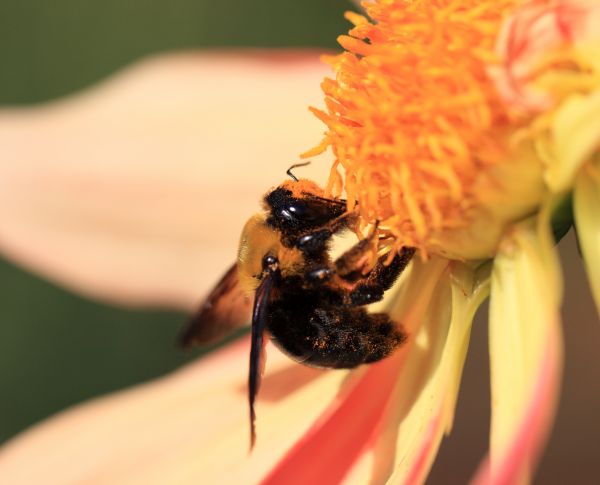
xmin=260 ymin=257 xmax=451 ymax=485
xmin=0 ymin=338 xmax=347 ymax=484
xmin=489 ymin=0 xmax=600 ymax=113
xmin=489 ymin=1 xmax=564 ymax=113
xmin=546 ymin=88 xmax=600 ymax=192
xmin=472 ymin=213 xmax=563 ymax=485
xmin=378 ymin=260 xmax=491 ymax=485
xmin=261 ymin=256 xmax=490 ymax=485
xmin=0 ymin=50 xmax=331 ymax=310
xmin=574 ymin=159 xmax=600 ymax=316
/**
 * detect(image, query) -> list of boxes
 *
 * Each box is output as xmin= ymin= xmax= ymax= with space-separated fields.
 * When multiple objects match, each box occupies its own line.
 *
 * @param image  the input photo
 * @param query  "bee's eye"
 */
xmin=262 ymin=255 xmax=278 ymax=270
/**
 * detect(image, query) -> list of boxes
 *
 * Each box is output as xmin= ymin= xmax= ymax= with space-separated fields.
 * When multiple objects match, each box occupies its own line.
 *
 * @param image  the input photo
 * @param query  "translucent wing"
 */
xmin=178 ymin=263 xmax=253 ymax=348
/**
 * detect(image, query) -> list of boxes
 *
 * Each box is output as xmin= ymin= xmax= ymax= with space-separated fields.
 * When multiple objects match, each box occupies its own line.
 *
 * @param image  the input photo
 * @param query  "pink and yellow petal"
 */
xmin=383 ymin=260 xmax=491 ymax=485
xmin=0 ymin=257 xmax=483 ymax=485
xmin=473 ymin=215 xmax=563 ymax=485
xmin=261 ymin=257 xmax=451 ymax=485
xmin=490 ymin=0 xmax=600 ymax=114
xmin=350 ymin=257 xmax=454 ymax=485
xmin=275 ymin=257 xmax=490 ymax=485
xmin=574 ymin=158 xmax=600 ymax=317
xmin=0 ymin=338 xmax=348 ymax=485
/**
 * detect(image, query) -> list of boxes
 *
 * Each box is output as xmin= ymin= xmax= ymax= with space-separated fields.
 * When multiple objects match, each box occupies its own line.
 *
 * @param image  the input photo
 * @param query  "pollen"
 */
xmin=306 ymin=0 xmax=521 ymax=255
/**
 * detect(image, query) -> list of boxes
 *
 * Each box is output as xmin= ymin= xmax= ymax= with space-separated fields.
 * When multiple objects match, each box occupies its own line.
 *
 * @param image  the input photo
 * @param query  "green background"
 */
xmin=1 ymin=2 xmax=600 ymax=484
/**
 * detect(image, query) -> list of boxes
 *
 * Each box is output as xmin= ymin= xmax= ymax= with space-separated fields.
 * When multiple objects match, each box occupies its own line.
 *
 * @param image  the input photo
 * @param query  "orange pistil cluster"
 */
xmin=306 ymin=0 xmax=521 ymax=254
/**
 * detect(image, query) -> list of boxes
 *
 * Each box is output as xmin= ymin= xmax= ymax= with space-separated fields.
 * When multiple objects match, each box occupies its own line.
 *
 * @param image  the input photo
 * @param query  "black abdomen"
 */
xmin=267 ymin=294 xmax=406 ymax=369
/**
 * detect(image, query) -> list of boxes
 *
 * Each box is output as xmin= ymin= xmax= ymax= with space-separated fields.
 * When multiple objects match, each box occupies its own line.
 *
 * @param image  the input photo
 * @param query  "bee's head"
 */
xmin=263 ymin=179 xmax=346 ymax=234
xmin=237 ymin=176 xmax=346 ymax=293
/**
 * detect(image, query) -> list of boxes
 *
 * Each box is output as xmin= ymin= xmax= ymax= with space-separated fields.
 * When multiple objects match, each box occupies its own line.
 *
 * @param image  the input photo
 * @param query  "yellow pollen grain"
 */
xmin=305 ymin=0 xmax=520 ymax=252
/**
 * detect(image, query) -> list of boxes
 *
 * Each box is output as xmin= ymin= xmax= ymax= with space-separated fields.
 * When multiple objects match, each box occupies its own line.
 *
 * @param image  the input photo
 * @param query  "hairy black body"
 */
xmin=180 ymin=177 xmax=415 ymax=448
xmin=268 ymin=286 xmax=404 ymax=368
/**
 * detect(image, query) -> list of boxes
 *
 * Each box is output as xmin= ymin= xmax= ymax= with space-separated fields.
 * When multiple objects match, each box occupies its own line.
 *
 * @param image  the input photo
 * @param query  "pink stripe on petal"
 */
xmin=402 ymin=407 xmax=445 ymax=485
xmin=491 ymin=0 xmax=600 ymax=112
xmin=262 ymin=350 xmax=407 ymax=485
xmin=470 ymin=325 xmax=561 ymax=485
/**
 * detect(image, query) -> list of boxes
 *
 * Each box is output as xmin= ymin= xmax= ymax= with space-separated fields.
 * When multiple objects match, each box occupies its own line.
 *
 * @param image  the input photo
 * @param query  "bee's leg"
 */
xmin=293 ymin=212 xmax=358 ymax=256
xmin=349 ymin=247 xmax=415 ymax=306
xmin=305 ymin=266 xmax=334 ymax=285
xmin=333 ymin=222 xmax=380 ymax=278
xmin=294 ymin=229 xmax=333 ymax=256
xmin=334 ymin=238 xmax=373 ymax=278
xmin=328 ymin=211 xmax=359 ymax=234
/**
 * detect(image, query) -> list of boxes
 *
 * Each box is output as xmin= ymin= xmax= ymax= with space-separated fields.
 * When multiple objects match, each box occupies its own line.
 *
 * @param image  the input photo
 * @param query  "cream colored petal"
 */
xmin=574 ymin=159 xmax=600 ymax=316
xmin=383 ymin=260 xmax=490 ymax=485
xmin=473 ymin=214 xmax=563 ymax=485
xmin=0 ymin=338 xmax=347 ymax=485
xmin=546 ymin=87 xmax=600 ymax=192
xmin=348 ymin=257 xmax=451 ymax=484
xmin=335 ymin=257 xmax=490 ymax=485
xmin=0 ymin=50 xmax=331 ymax=310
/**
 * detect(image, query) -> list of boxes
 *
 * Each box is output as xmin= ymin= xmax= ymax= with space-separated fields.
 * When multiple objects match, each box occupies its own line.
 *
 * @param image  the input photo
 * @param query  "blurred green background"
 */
xmin=1 ymin=2 xmax=600 ymax=484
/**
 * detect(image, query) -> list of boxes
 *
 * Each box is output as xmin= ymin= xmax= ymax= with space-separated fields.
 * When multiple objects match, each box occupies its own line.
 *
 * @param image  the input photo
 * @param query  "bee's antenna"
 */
xmin=286 ymin=161 xmax=312 ymax=181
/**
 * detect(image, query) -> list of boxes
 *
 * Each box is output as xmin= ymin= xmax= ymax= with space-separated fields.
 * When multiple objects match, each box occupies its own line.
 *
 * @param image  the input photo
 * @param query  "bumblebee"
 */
xmin=179 ymin=166 xmax=414 ymax=447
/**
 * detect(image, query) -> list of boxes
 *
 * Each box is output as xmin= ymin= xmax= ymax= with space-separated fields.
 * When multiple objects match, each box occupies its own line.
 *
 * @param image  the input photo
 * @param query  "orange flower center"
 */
xmin=305 ymin=0 xmax=522 ymax=256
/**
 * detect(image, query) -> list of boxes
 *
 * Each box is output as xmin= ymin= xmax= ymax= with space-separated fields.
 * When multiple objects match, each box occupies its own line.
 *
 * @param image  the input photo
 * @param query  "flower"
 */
xmin=293 ymin=0 xmax=600 ymax=483
xmin=0 ymin=2 xmax=599 ymax=485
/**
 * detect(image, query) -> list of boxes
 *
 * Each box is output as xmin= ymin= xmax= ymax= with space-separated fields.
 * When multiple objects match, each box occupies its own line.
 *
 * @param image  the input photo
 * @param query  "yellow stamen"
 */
xmin=306 ymin=0 xmax=521 ymax=254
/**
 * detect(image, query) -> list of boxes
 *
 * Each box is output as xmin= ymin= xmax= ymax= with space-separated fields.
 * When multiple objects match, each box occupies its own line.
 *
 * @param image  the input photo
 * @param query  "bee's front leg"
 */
xmin=292 ymin=212 xmax=357 ymax=256
xmin=349 ymin=247 xmax=416 ymax=306
xmin=294 ymin=229 xmax=333 ymax=256
xmin=334 ymin=222 xmax=380 ymax=279
xmin=304 ymin=266 xmax=334 ymax=286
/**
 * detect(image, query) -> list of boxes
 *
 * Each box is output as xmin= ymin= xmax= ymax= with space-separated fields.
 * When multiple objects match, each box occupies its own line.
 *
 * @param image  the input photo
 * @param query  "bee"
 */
xmin=179 ymin=164 xmax=415 ymax=447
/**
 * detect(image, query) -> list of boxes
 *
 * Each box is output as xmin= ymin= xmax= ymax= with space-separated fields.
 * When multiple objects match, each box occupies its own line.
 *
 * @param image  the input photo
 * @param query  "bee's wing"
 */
xmin=178 ymin=263 xmax=253 ymax=348
xmin=249 ymin=271 xmax=273 ymax=450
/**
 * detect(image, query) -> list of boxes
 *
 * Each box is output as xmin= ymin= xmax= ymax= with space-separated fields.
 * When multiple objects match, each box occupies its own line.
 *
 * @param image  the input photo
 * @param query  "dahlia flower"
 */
xmin=0 ymin=1 xmax=599 ymax=484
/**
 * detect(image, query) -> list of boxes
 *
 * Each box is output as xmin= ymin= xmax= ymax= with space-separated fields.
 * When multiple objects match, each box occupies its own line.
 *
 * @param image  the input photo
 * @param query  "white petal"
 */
xmin=0 ymin=338 xmax=347 ymax=485
xmin=0 ymin=51 xmax=331 ymax=310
